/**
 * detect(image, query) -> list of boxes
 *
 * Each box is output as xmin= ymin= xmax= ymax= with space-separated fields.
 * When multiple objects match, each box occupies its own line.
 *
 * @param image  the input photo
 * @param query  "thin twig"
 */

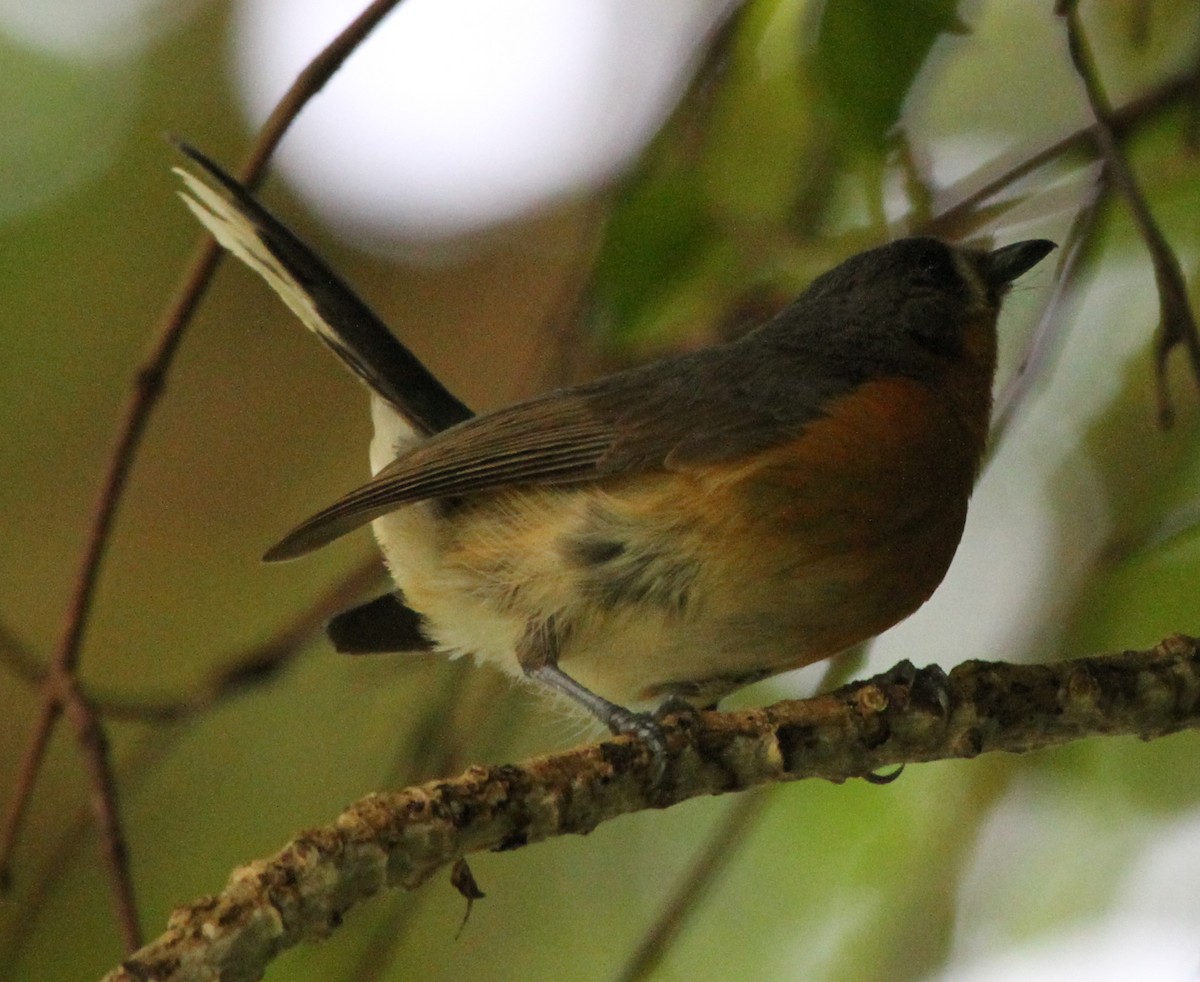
xmin=63 ymin=685 xmax=139 ymax=951
xmin=96 ymin=557 xmax=384 ymax=723
xmin=925 ymin=68 xmax=1196 ymax=238
xmin=0 ymin=557 xmax=384 ymax=971
xmin=615 ymin=791 xmax=770 ymax=982
xmin=892 ymin=127 xmax=936 ymax=231
xmin=0 ymin=0 xmax=412 ymax=953
xmin=0 ymin=699 xmax=59 ymax=892
xmin=101 ymin=635 xmax=1200 ymax=982
xmin=1059 ymin=0 xmax=1200 ymax=427
xmin=238 ymin=0 xmax=411 ymax=186
xmin=990 ymin=169 xmax=1108 ymax=439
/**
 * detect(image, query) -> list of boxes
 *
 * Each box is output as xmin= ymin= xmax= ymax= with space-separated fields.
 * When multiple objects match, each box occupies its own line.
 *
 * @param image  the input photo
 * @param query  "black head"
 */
xmin=789 ymin=236 xmax=1056 ymax=362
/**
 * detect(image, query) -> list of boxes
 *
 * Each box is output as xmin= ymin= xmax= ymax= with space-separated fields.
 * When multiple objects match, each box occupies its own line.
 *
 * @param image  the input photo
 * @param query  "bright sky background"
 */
xmin=232 ymin=0 xmax=735 ymax=242
xmin=0 ymin=0 xmax=194 ymax=60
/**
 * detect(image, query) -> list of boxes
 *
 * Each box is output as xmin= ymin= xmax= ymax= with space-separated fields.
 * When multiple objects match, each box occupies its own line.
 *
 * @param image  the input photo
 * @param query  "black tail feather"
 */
xmin=173 ymin=139 xmax=473 ymax=436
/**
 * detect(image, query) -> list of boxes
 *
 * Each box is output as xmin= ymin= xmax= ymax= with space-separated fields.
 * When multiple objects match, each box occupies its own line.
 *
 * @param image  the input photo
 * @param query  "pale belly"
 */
xmin=373 ymin=468 xmax=968 ymax=709
xmin=368 ymin=390 xmax=977 ymax=710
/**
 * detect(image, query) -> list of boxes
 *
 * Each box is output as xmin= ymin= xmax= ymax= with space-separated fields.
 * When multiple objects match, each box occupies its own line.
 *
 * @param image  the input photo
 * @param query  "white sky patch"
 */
xmin=0 ymin=0 xmax=196 ymax=61
xmin=232 ymin=0 xmax=733 ymax=242
xmin=938 ymin=796 xmax=1200 ymax=982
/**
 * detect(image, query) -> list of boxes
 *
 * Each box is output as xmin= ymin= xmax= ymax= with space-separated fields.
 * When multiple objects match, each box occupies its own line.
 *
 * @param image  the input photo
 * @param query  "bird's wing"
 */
xmin=264 ymin=389 xmax=622 ymax=560
xmin=264 ymin=338 xmax=847 ymax=561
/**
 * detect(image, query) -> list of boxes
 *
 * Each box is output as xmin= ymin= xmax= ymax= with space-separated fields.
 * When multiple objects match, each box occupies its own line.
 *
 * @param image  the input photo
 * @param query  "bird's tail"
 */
xmin=173 ymin=140 xmax=473 ymax=436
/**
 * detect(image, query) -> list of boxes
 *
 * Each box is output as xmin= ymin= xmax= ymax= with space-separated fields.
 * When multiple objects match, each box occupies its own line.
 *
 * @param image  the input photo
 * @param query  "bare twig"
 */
xmin=96 ymin=557 xmax=384 ymax=723
xmin=0 ymin=699 xmax=58 ymax=892
xmin=925 ymin=68 xmax=1197 ymax=239
xmin=337 ymin=670 xmax=520 ymax=979
xmin=0 ymin=558 xmax=385 ymax=971
xmin=238 ymin=0 xmax=411 ymax=185
xmin=63 ymin=684 xmax=138 ymax=949
xmin=102 ymin=636 xmax=1200 ymax=982
xmin=0 ymin=0 xmax=412 ymax=953
xmin=616 ymin=791 xmax=770 ymax=982
xmin=1059 ymin=0 xmax=1200 ymax=427
xmin=991 ymin=169 xmax=1108 ymax=439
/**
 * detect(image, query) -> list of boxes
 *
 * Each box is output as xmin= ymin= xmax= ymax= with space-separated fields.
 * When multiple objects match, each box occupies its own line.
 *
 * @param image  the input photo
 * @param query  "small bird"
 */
xmin=175 ymin=143 xmax=1054 ymax=768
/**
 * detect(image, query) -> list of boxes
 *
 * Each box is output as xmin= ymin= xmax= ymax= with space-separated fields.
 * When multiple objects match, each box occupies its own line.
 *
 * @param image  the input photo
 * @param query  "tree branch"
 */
xmin=102 ymin=634 xmax=1200 ymax=982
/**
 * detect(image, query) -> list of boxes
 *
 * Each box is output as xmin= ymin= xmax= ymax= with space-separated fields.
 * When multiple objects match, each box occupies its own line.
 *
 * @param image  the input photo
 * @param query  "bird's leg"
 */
xmin=519 ymin=620 xmax=670 ymax=792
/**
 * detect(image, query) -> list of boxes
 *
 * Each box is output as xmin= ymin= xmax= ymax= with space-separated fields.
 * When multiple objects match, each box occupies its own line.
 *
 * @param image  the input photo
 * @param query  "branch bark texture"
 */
xmin=104 ymin=635 xmax=1200 ymax=982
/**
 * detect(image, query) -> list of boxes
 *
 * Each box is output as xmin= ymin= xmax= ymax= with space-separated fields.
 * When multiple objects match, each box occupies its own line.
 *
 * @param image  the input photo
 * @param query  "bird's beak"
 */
xmin=985 ymin=239 xmax=1057 ymax=288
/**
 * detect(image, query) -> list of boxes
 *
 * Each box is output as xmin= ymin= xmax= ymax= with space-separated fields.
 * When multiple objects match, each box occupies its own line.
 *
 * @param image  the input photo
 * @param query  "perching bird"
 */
xmin=175 ymin=142 xmax=1054 ymax=767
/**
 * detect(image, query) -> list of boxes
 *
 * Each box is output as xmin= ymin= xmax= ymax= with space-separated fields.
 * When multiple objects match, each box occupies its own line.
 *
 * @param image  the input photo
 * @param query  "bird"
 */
xmin=174 ymin=142 xmax=1054 ymax=772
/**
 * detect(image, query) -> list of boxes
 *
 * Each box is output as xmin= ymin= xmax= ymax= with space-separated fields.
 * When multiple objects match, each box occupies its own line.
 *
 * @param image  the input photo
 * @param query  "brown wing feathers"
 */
xmin=264 ymin=335 xmax=850 ymax=561
xmin=264 ymin=396 xmax=619 ymax=560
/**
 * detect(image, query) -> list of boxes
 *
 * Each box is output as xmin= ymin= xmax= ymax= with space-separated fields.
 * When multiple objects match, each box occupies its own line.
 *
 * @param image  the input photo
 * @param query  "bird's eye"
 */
xmin=897 ymin=240 xmax=967 ymax=297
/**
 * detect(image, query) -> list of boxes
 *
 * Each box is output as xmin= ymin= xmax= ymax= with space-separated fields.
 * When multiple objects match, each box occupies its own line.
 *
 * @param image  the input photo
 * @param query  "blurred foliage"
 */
xmin=812 ymin=0 xmax=966 ymax=156
xmin=2 ymin=1 xmax=1200 ymax=980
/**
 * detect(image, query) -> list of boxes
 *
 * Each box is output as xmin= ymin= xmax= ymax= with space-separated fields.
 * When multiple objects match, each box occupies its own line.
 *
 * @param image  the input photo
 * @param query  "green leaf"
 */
xmin=813 ymin=0 xmax=967 ymax=155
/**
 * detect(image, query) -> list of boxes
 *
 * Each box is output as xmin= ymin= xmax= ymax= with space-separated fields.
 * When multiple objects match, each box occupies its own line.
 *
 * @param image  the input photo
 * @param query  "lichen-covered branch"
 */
xmin=103 ymin=634 xmax=1200 ymax=982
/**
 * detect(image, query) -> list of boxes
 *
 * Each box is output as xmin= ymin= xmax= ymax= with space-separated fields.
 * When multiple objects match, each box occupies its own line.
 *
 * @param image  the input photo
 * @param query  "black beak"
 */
xmin=985 ymin=239 xmax=1057 ymax=288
